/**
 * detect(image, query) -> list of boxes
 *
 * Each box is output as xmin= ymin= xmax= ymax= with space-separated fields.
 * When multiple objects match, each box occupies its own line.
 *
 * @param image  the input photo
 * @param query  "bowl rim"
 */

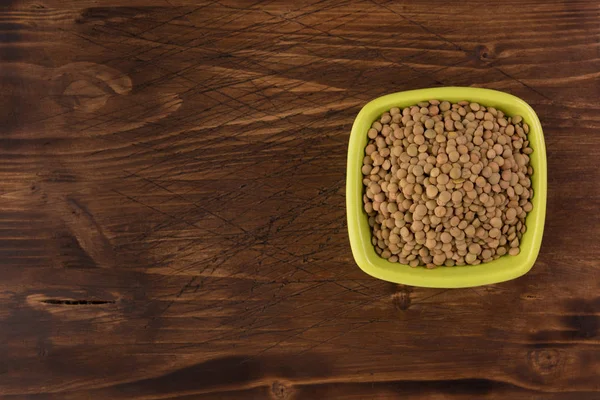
xmin=346 ymin=87 xmax=547 ymax=288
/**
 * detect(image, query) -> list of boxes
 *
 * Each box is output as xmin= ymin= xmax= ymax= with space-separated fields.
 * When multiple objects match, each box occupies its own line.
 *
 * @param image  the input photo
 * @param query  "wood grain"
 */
xmin=1 ymin=0 xmax=599 ymax=398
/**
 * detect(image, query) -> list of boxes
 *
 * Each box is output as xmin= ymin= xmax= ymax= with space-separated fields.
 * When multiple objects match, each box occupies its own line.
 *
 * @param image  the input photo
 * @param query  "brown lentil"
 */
xmin=362 ymin=100 xmax=534 ymax=267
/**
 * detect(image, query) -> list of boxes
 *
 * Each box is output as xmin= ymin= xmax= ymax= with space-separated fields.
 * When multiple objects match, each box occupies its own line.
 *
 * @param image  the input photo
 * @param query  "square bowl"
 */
xmin=346 ymin=87 xmax=547 ymax=288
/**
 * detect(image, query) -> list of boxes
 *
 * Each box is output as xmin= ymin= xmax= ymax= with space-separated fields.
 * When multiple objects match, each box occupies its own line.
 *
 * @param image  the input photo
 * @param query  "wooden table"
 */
xmin=2 ymin=0 xmax=599 ymax=398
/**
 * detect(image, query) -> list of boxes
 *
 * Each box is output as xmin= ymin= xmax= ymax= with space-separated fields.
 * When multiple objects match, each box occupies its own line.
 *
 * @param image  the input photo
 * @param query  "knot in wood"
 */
xmin=528 ymin=348 xmax=562 ymax=375
xmin=271 ymin=380 xmax=291 ymax=399
xmin=392 ymin=288 xmax=411 ymax=311
xmin=473 ymin=45 xmax=493 ymax=62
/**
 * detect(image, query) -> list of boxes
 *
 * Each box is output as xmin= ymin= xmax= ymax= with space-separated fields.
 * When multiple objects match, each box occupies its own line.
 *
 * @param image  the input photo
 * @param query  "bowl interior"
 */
xmin=346 ymin=87 xmax=547 ymax=288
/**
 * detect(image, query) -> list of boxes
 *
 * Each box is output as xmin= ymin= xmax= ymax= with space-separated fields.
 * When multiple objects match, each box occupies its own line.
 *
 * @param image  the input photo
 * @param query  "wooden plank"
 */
xmin=1 ymin=0 xmax=599 ymax=398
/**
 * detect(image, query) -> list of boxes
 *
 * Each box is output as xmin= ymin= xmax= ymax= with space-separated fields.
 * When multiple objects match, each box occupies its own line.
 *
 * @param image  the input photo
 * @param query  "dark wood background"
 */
xmin=1 ymin=0 xmax=599 ymax=398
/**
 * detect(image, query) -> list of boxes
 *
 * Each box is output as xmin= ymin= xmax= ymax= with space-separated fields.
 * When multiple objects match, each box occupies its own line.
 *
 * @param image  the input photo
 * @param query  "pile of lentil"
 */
xmin=362 ymin=100 xmax=534 ymax=268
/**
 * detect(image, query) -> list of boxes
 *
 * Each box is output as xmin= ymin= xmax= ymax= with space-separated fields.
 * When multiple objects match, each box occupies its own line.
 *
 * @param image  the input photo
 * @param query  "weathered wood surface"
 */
xmin=1 ymin=0 xmax=599 ymax=398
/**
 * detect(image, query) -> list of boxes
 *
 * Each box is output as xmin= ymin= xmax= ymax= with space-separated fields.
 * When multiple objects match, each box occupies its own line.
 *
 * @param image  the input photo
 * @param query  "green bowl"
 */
xmin=346 ymin=87 xmax=547 ymax=288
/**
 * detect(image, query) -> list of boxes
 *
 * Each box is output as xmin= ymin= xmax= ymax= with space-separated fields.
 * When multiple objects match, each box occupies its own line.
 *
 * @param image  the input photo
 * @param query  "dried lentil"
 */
xmin=362 ymin=100 xmax=534 ymax=267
